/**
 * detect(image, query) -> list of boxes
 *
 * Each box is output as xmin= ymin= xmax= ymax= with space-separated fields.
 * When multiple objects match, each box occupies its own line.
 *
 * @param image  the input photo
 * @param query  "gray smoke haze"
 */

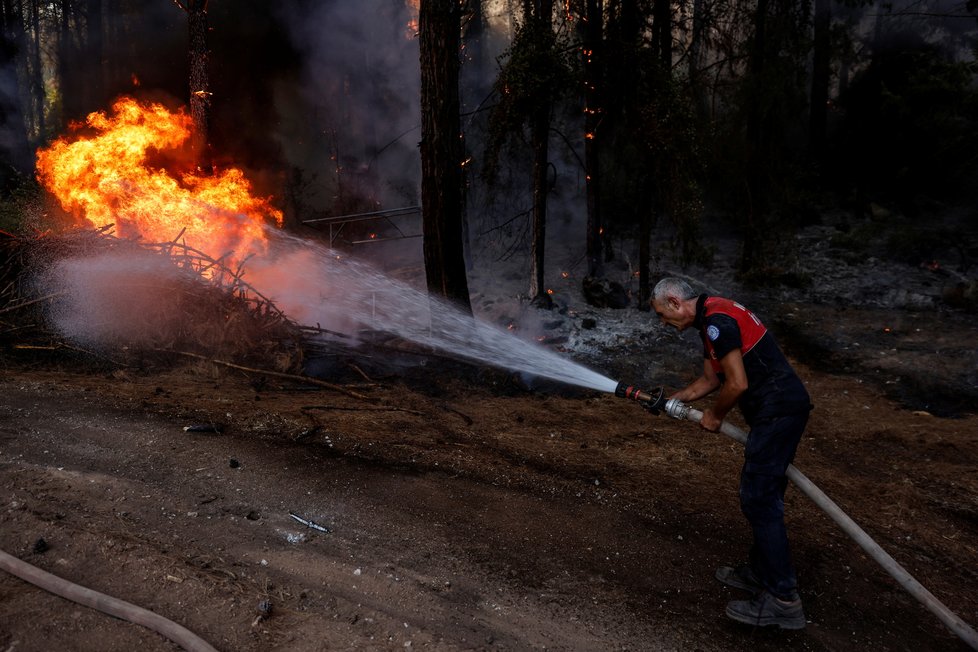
xmin=275 ymin=0 xmax=422 ymax=211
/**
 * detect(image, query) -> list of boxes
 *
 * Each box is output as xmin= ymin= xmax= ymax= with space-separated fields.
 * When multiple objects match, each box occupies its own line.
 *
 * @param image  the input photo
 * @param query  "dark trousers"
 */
xmin=740 ymin=411 xmax=809 ymax=601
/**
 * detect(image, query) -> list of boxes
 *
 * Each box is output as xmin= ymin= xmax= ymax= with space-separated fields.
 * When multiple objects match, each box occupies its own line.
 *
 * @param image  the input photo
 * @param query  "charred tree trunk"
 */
xmin=809 ymin=0 xmax=830 ymax=170
xmin=527 ymin=0 xmax=554 ymax=307
xmin=639 ymin=0 xmax=673 ymax=306
xmin=651 ymin=0 xmax=671 ymax=69
xmin=176 ymin=0 xmax=210 ymax=168
xmin=741 ymin=0 xmax=769 ymax=273
xmin=583 ymin=0 xmax=603 ymax=278
xmin=57 ymin=0 xmax=84 ymax=125
xmin=529 ymin=102 xmax=550 ymax=305
xmin=688 ymin=0 xmax=709 ymax=120
xmin=27 ymin=0 xmax=44 ymax=140
xmin=0 ymin=0 xmax=30 ymax=191
xmin=420 ymin=0 xmax=472 ymax=314
xmin=638 ymin=185 xmax=654 ymax=309
xmin=83 ymin=0 xmax=103 ymax=116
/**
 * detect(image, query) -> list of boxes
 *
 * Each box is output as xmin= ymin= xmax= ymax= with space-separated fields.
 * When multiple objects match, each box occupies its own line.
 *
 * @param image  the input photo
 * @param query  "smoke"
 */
xmin=275 ymin=0 xmax=422 ymax=211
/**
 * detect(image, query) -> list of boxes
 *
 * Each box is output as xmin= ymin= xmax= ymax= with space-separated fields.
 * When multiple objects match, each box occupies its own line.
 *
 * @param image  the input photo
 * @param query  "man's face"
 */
xmin=652 ymin=296 xmax=690 ymax=331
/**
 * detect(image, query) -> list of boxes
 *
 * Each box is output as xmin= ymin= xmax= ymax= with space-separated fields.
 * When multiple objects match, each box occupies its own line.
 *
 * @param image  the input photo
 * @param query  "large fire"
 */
xmin=35 ymin=97 xmax=283 ymax=260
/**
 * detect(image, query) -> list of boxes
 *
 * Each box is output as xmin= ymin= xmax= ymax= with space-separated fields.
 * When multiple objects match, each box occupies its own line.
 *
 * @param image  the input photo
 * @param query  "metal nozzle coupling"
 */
xmin=614 ymin=381 xmax=666 ymax=414
xmin=664 ymin=398 xmax=690 ymax=421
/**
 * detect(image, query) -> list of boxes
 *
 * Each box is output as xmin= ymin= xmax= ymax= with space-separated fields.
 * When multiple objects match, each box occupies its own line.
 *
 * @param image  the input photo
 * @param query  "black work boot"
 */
xmin=715 ymin=564 xmax=763 ymax=594
xmin=725 ymin=591 xmax=806 ymax=630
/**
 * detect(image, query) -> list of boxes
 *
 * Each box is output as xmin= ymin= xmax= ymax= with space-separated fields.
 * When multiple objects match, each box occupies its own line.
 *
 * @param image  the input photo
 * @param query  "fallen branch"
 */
xmin=161 ymin=350 xmax=374 ymax=401
xmin=347 ymin=363 xmax=373 ymax=382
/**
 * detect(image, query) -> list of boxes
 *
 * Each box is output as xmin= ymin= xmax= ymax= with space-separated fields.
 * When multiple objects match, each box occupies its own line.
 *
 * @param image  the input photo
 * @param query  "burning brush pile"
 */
xmin=0 ymin=226 xmax=306 ymax=372
xmin=0 ymin=97 xmax=309 ymax=373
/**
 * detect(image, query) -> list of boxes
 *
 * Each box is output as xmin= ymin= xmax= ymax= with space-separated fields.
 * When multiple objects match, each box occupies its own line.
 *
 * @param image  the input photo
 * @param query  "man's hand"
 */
xmin=700 ymin=408 xmax=722 ymax=432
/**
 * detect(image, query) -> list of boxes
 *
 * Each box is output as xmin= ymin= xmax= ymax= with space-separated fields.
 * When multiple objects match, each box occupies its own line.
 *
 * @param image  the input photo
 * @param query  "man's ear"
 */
xmin=669 ymin=296 xmax=681 ymax=310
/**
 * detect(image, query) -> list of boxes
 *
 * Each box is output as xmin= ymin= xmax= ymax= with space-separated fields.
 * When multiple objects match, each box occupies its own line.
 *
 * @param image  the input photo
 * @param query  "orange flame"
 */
xmin=35 ymin=96 xmax=282 ymax=260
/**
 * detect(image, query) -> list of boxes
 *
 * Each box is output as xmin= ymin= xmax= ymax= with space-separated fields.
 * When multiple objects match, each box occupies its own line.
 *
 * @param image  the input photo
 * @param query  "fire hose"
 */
xmin=615 ymin=381 xmax=978 ymax=650
xmin=0 ymin=547 xmax=218 ymax=652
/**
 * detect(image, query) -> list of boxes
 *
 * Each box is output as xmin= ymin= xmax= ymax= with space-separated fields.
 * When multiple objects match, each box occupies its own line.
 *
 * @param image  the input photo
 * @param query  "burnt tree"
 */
xmin=420 ymin=0 xmax=472 ymax=313
xmin=173 ymin=0 xmax=210 ymax=167
xmin=0 ymin=0 xmax=30 ymax=191
xmin=809 ymin=0 xmax=830 ymax=170
xmin=528 ymin=0 xmax=554 ymax=307
xmin=583 ymin=0 xmax=603 ymax=279
xmin=484 ymin=0 xmax=569 ymax=308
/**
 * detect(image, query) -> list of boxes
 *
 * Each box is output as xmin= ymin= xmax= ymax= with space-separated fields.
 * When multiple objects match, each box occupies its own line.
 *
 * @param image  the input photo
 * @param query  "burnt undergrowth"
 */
xmin=0 ymin=227 xmax=306 ymax=374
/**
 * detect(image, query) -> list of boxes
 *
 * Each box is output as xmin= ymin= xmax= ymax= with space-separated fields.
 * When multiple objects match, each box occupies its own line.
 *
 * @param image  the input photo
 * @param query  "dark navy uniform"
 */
xmin=694 ymin=294 xmax=812 ymax=600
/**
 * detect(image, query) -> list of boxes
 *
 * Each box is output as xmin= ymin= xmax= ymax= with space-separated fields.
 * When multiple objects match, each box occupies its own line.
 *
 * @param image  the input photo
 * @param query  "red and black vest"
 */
xmin=694 ymin=294 xmax=811 ymax=423
xmin=701 ymin=297 xmax=767 ymax=374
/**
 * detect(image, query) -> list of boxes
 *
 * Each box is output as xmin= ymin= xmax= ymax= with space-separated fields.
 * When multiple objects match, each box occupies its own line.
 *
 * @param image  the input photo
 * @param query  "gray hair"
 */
xmin=652 ymin=277 xmax=697 ymax=302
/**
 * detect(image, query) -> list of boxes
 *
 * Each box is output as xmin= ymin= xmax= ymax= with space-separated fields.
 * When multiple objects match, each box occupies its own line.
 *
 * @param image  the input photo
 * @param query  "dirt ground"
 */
xmin=1 ymin=298 xmax=977 ymax=652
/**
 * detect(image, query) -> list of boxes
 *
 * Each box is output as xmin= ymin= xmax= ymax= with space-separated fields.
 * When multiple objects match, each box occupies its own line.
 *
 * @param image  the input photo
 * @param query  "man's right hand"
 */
xmin=700 ymin=408 xmax=722 ymax=432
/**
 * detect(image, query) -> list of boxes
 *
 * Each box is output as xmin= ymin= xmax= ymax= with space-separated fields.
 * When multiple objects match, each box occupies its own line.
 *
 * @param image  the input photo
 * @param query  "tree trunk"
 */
xmin=643 ymin=0 xmax=673 ymax=301
xmin=83 ymin=0 xmax=103 ymax=116
xmin=420 ymin=0 xmax=472 ymax=314
xmin=186 ymin=0 xmax=210 ymax=168
xmin=583 ymin=0 xmax=603 ymax=278
xmin=809 ymin=0 xmax=830 ymax=170
xmin=688 ymin=0 xmax=709 ymax=120
xmin=0 ymin=0 xmax=30 ymax=191
xmin=57 ymin=0 xmax=83 ymax=125
xmin=741 ymin=0 xmax=770 ymax=273
xmin=28 ymin=0 xmax=44 ymax=140
xmin=529 ymin=102 xmax=550 ymax=304
xmin=638 ymin=186 xmax=654 ymax=310
xmin=526 ymin=0 xmax=554 ymax=306
xmin=652 ymin=0 xmax=671 ymax=69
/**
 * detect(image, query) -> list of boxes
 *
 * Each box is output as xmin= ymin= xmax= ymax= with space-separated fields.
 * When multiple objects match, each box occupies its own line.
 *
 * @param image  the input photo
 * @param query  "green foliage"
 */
xmin=482 ymin=14 xmax=574 ymax=183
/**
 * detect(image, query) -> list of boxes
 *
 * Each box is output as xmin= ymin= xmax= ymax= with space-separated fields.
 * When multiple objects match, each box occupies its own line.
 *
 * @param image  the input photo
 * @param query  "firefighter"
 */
xmin=651 ymin=276 xmax=812 ymax=630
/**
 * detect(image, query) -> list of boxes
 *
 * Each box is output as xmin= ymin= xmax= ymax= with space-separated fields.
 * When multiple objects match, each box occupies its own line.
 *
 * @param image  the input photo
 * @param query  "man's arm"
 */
xmin=700 ymin=348 xmax=747 ymax=431
xmin=670 ymin=359 xmax=721 ymax=402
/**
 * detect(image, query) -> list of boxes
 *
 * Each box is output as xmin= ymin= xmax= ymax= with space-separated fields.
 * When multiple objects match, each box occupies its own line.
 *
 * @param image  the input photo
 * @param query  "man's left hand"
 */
xmin=700 ymin=409 xmax=722 ymax=432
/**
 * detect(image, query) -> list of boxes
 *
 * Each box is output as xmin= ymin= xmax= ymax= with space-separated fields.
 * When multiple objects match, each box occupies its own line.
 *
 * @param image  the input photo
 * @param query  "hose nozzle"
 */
xmin=614 ymin=381 xmax=667 ymax=415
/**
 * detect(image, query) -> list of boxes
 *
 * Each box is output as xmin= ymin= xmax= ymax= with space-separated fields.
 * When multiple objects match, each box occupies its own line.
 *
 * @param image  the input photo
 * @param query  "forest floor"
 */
xmin=1 ymin=213 xmax=978 ymax=651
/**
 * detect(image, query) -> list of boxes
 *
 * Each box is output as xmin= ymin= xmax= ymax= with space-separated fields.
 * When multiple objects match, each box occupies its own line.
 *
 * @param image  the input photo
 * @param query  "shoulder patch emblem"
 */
xmin=707 ymin=325 xmax=720 ymax=341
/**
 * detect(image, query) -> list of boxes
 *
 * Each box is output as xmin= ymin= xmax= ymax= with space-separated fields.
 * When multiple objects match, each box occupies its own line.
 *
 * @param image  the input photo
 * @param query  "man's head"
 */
xmin=651 ymin=277 xmax=698 ymax=331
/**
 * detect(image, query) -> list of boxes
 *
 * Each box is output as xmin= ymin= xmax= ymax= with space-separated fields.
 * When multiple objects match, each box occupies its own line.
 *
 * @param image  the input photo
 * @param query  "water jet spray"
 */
xmin=613 ymin=379 xmax=978 ymax=650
